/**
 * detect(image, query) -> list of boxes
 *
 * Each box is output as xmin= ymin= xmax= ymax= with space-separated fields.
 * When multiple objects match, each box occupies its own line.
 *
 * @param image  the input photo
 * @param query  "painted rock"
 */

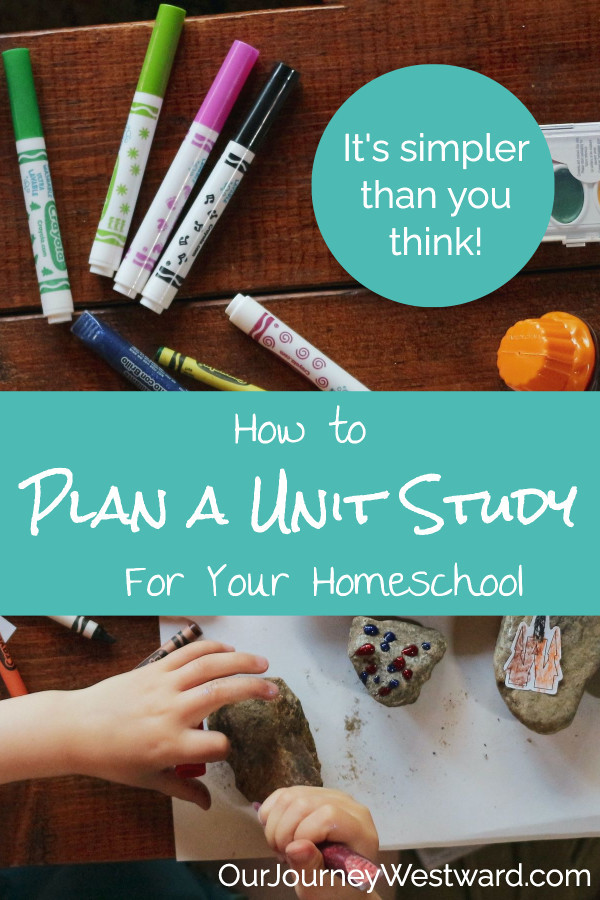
xmin=494 ymin=616 xmax=600 ymax=734
xmin=208 ymin=677 xmax=322 ymax=802
xmin=348 ymin=617 xmax=447 ymax=707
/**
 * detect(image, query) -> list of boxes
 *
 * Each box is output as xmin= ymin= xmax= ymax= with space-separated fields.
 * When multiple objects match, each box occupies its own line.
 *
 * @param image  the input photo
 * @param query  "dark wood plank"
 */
xmin=2 ymin=265 xmax=599 ymax=391
xmin=0 ymin=1 xmax=324 ymax=34
xmin=0 ymin=616 xmax=175 ymax=866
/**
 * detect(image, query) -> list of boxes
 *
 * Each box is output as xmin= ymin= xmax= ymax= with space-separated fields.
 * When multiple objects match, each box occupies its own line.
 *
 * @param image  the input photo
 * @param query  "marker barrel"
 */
xmin=89 ymin=4 xmax=185 ymax=278
xmin=71 ymin=311 xmax=187 ymax=391
xmin=226 ymin=294 xmax=369 ymax=391
xmin=114 ymin=40 xmax=259 ymax=299
xmin=140 ymin=62 xmax=299 ymax=314
xmin=141 ymin=139 xmax=254 ymax=313
xmin=2 ymin=49 xmax=74 ymax=324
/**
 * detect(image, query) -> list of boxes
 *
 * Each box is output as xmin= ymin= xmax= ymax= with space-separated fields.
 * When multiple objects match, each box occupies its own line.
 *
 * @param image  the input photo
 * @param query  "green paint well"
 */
xmin=551 ymin=167 xmax=584 ymax=223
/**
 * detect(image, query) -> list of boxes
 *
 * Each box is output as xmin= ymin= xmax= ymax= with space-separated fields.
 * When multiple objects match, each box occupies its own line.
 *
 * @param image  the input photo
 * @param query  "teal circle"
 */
xmin=312 ymin=65 xmax=554 ymax=307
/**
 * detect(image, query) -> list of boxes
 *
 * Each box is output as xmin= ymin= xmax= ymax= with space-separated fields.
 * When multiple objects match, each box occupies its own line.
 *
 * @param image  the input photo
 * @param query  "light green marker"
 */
xmin=3 ymin=48 xmax=74 ymax=324
xmin=89 ymin=4 xmax=185 ymax=278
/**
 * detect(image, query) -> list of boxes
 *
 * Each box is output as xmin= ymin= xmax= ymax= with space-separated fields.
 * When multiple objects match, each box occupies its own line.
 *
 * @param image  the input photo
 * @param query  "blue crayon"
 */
xmin=71 ymin=311 xmax=187 ymax=392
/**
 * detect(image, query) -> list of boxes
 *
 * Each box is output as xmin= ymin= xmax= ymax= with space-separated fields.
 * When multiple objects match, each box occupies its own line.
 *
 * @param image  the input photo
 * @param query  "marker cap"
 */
xmin=225 ymin=293 xmax=257 ymax=331
xmin=234 ymin=62 xmax=300 ymax=153
xmin=137 ymin=4 xmax=186 ymax=98
xmin=497 ymin=311 xmax=596 ymax=391
xmin=3 ymin=49 xmax=43 ymax=141
xmin=197 ymin=40 xmax=259 ymax=133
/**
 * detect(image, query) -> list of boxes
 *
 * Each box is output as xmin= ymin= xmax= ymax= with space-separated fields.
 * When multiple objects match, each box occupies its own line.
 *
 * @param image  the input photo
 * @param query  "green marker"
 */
xmin=89 ymin=4 xmax=186 ymax=279
xmin=3 ymin=48 xmax=74 ymax=324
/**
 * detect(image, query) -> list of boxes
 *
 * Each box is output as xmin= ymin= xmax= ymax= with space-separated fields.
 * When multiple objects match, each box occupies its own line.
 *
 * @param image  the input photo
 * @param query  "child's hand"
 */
xmin=68 ymin=640 xmax=277 ymax=807
xmin=0 ymin=641 xmax=277 ymax=809
xmin=259 ymin=786 xmax=380 ymax=899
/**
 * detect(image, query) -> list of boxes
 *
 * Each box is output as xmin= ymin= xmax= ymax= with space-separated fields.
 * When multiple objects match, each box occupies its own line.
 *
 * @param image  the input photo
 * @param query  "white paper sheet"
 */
xmin=0 ymin=616 xmax=16 ymax=642
xmin=159 ymin=616 xmax=600 ymax=861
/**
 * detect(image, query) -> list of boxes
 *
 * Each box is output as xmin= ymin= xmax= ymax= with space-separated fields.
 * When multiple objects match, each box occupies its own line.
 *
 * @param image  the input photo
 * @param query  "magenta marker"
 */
xmin=114 ymin=40 xmax=259 ymax=299
xmin=225 ymin=293 xmax=370 ymax=391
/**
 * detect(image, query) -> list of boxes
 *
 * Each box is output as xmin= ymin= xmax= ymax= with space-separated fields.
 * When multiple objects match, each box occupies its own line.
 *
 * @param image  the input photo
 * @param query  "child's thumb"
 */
xmin=285 ymin=839 xmax=324 ymax=874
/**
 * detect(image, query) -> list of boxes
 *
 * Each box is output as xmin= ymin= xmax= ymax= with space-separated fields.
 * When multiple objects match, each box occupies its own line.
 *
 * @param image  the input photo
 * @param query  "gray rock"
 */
xmin=348 ymin=616 xmax=447 ymax=706
xmin=494 ymin=616 xmax=600 ymax=734
xmin=208 ymin=677 xmax=322 ymax=803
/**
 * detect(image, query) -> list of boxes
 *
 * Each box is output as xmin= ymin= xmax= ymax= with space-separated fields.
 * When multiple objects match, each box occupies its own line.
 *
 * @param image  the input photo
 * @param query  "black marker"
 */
xmin=140 ymin=62 xmax=300 ymax=314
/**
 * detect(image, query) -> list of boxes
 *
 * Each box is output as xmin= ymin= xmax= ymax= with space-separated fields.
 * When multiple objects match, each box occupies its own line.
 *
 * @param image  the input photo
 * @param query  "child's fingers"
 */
xmin=294 ymin=806 xmax=377 ymax=860
xmin=260 ymin=786 xmax=352 ymax=825
xmin=177 ymin=729 xmax=231 ymax=764
xmin=175 ymin=651 xmax=269 ymax=692
xmin=257 ymin=791 xmax=278 ymax=821
xmin=262 ymin=790 xmax=298 ymax=851
xmin=157 ymin=640 xmax=235 ymax=671
xmin=184 ymin=675 xmax=279 ymax=719
xmin=147 ymin=770 xmax=211 ymax=809
xmin=266 ymin=795 xmax=317 ymax=855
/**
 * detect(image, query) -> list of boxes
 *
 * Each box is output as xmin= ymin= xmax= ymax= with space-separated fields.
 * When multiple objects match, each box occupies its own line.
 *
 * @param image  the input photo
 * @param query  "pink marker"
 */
xmin=114 ymin=40 xmax=259 ymax=299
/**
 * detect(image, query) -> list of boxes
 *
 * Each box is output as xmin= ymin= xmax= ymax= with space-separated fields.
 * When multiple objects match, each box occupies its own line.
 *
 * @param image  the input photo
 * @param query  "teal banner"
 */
xmin=0 ymin=393 xmax=594 ymax=614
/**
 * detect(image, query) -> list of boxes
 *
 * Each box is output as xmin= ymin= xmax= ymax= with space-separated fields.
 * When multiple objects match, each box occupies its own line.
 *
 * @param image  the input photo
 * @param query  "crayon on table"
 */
xmin=48 ymin=615 xmax=116 ymax=643
xmin=71 ymin=311 xmax=187 ymax=391
xmin=155 ymin=346 xmax=266 ymax=391
xmin=0 ymin=637 xmax=28 ymax=698
xmin=135 ymin=622 xmax=202 ymax=667
xmin=226 ymin=294 xmax=370 ymax=391
xmin=135 ymin=622 xmax=206 ymax=778
xmin=89 ymin=4 xmax=185 ymax=278
xmin=114 ymin=40 xmax=259 ymax=299
xmin=141 ymin=62 xmax=299 ymax=314
xmin=2 ymin=48 xmax=74 ymax=325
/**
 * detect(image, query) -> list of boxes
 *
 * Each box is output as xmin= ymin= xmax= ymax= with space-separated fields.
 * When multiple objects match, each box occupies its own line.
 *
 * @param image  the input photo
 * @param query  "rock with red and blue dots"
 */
xmin=348 ymin=616 xmax=447 ymax=706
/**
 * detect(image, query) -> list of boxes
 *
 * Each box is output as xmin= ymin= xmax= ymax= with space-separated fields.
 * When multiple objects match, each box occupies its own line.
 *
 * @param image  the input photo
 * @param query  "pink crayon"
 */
xmin=319 ymin=842 xmax=382 ymax=892
xmin=114 ymin=40 xmax=259 ymax=299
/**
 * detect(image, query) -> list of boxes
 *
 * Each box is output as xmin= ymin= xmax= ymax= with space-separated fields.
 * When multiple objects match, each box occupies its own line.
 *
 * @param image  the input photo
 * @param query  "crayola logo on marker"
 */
xmin=250 ymin=312 xmax=276 ymax=341
xmin=45 ymin=202 xmax=66 ymax=270
xmin=191 ymin=132 xmax=215 ymax=153
xmin=130 ymin=100 xmax=159 ymax=120
xmin=155 ymin=262 xmax=185 ymax=288
xmin=224 ymin=151 xmax=251 ymax=174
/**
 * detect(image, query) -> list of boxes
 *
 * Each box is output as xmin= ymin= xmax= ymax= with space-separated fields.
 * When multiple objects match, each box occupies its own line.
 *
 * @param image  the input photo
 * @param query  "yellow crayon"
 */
xmin=155 ymin=346 xmax=266 ymax=392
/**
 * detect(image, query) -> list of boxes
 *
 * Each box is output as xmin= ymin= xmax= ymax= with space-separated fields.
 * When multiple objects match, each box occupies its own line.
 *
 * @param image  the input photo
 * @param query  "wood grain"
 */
xmin=0 ymin=616 xmax=175 ymax=866
xmin=2 ymin=265 xmax=600 ymax=391
xmin=1 ymin=1 xmax=600 ymax=389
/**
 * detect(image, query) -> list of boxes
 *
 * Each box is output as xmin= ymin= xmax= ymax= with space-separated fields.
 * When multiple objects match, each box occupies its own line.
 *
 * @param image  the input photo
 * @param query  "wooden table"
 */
xmin=0 ymin=616 xmax=174 ymax=866
xmin=2 ymin=0 xmax=600 ymax=391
